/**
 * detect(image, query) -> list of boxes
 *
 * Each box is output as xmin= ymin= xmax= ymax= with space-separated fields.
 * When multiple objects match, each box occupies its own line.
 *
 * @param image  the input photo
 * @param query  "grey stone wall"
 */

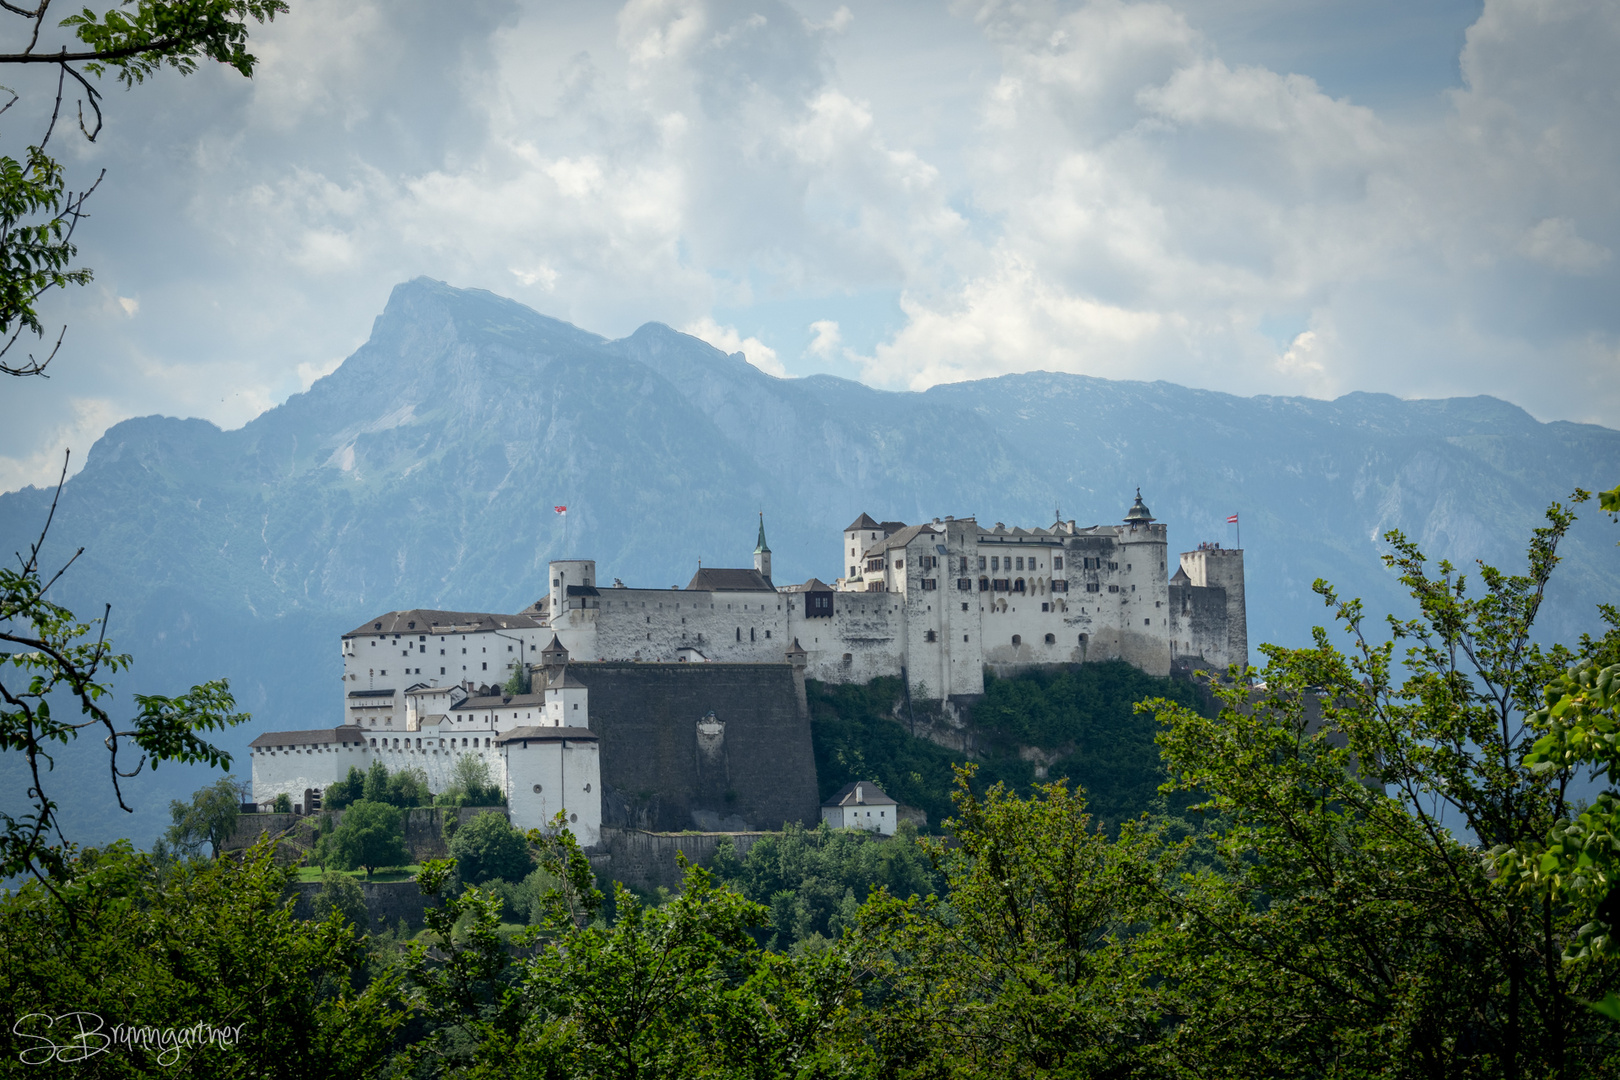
xmin=592 ymin=826 xmax=770 ymax=893
xmin=571 ymin=661 xmax=820 ymax=833
xmin=229 ymin=805 xmax=507 ymax=863
xmin=288 ymin=878 xmax=440 ymax=932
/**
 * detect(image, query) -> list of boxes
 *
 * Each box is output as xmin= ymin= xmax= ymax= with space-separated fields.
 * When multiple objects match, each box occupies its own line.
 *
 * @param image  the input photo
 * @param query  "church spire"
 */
xmin=753 ymin=512 xmax=773 ymax=585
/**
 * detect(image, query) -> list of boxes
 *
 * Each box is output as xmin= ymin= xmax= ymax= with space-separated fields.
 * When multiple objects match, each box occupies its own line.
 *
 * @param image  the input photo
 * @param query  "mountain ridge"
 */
xmin=4 ymin=276 xmax=1618 ymax=846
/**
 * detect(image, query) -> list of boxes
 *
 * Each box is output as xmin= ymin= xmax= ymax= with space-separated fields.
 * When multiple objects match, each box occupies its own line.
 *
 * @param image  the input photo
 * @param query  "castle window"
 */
xmin=736 ymin=628 xmax=742 ymax=641
xmin=979 ymin=577 xmax=990 ymax=591
xmin=957 ymin=578 xmax=971 ymax=591
xmin=1108 ymin=585 xmax=1119 ymax=594
xmin=990 ymin=556 xmax=999 ymax=571
xmin=1045 ymin=633 xmax=1056 ymax=644
xmin=921 ymin=579 xmax=937 ymax=590
xmin=765 ymin=630 xmax=771 ymax=638
xmin=1087 ymin=582 xmax=1101 ymax=593
xmin=1011 ymin=635 xmax=1021 ymax=645
xmin=1145 ymin=619 xmax=1151 ymax=626
xmin=1052 ymin=580 xmax=1068 ymax=592
xmin=1054 ymin=556 xmax=1064 ymax=570
xmin=750 ymin=628 xmax=756 ymax=641
xmin=1041 ymin=603 xmax=1049 ymax=612
xmin=925 ymin=630 xmax=937 ymax=642
xmin=1013 ymin=579 xmax=1026 ymax=593
xmin=1015 ymin=557 xmax=1024 ymax=571
xmin=842 ymin=653 xmax=853 ymax=663
xmin=978 ymin=557 xmax=987 ymax=570
xmin=895 ymin=559 xmax=903 ymax=569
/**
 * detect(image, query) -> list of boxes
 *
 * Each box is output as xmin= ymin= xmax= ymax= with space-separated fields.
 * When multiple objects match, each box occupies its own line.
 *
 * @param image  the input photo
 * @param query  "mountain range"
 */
xmin=5 ymin=277 xmax=1619 ymax=845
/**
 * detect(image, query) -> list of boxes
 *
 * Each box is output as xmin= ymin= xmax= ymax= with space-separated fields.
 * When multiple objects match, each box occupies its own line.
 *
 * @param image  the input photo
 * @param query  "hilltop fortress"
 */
xmin=535 ymin=491 xmax=1245 ymax=700
xmin=250 ymin=492 xmax=1244 ymax=840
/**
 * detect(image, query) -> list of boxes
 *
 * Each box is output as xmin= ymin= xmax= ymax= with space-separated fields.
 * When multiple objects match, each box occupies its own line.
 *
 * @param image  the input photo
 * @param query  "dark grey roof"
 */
xmin=565 ymin=584 xmax=600 ymax=597
xmin=495 ymin=726 xmax=600 ymax=746
xmin=348 ymin=688 xmax=395 ymax=698
xmin=844 ymin=512 xmax=881 ymax=531
xmin=821 ymin=780 xmax=898 ymax=807
xmin=452 ymin=693 xmax=546 ymax=711
xmin=545 ymin=669 xmax=589 ymax=689
xmin=250 ymin=725 xmax=367 ymax=749
xmin=860 ymin=523 xmax=939 ymax=556
xmin=685 ymin=567 xmax=774 ymax=592
xmin=344 ymin=609 xmax=540 ymax=638
xmin=780 ymin=577 xmax=834 ymax=593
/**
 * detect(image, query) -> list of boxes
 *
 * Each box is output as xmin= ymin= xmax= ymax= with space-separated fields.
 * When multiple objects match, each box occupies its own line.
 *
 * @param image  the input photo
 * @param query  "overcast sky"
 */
xmin=2 ymin=0 xmax=1616 ymax=493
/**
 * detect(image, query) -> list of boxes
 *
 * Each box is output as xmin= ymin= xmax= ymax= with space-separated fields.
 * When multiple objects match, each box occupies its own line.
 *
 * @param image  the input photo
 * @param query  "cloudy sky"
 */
xmin=2 ymin=0 xmax=1616 ymax=492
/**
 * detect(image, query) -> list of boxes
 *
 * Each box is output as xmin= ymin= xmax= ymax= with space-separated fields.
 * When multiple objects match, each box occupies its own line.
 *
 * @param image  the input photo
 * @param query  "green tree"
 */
xmin=707 ymin=819 xmax=944 ymax=950
xmin=439 ymin=753 xmax=505 ymax=808
xmin=312 ymin=869 xmax=370 ymax=934
xmin=0 ymin=479 xmax=248 ymax=885
xmin=327 ymin=799 xmax=409 ymax=880
xmin=0 ymin=837 xmax=399 ymax=1075
xmin=503 ymin=661 xmax=531 ymax=696
xmin=449 ymin=811 xmax=534 ymax=886
xmin=475 ymin=862 xmax=859 ymax=1079
xmin=852 ymin=766 xmax=1167 ymax=1076
xmin=0 ymin=0 xmax=287 ymax=377
xmin=162 ymin=774 xmax=246 ymax=859
xmin=1139 ymin=492 xmax=1620 ymax=1076
xmin=323 ymin=765 xmax=365 ymax=811
xmin=272 ymin=791 xmax=292 ymax=814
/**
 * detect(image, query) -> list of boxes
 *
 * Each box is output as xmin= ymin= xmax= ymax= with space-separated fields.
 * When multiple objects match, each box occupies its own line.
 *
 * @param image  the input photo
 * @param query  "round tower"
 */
xmin=548 ymin=560 xmax=596 ymax=623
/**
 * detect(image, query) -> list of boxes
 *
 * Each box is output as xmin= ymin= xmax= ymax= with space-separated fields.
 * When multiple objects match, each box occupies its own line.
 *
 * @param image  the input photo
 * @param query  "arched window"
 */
xmin=1044 ymin=633 xmax=1055 ymax=644
xmin=1011 ymin=635 xmax=1021 ymax=645
xmin=978 ymin=576 xmax=989 ymax=591
xmin=1013 ymin=578 xmax=1026 ymax=593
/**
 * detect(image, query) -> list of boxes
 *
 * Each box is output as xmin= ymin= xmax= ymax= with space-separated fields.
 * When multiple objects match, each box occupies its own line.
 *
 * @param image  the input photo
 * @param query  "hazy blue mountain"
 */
xmin=5 ymin=277 xmax=1618 ymax=846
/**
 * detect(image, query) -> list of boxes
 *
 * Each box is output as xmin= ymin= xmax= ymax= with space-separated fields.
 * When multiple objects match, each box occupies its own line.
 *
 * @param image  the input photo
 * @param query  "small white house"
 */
xmin=821 ymin=781 xmax=898 ymax=835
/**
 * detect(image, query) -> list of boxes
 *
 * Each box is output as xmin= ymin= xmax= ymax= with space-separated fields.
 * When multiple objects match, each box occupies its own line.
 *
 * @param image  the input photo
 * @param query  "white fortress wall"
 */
xmin=502 ymin=734 xmax=601 ymax=845
xmin=587 ymin=586 xmax=790 ymax=662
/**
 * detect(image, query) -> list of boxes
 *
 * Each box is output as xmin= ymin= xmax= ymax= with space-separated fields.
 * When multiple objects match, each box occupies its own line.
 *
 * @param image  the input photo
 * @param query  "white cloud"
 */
xmin=4 ymin=0 xmax=1620 ymax=490
xmin=680 ymin=316 xmax=787 ymax=376
xmin=1519 ymin=217 xmax=1611 ymax=274
xmin=808 ymin=318 xmax=841 ymax=357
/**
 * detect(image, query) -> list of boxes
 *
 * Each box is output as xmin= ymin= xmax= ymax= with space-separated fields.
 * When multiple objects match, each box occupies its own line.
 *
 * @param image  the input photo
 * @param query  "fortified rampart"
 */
xmin=568 ymin=661 xmax=820 ymax=833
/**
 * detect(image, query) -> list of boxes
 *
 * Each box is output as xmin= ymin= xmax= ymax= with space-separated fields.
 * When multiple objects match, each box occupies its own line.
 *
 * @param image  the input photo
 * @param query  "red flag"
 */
xmin=554 ymin=506 xmax=567 ymax=515
xmin=1226 ymin=513 xmax=1239 ymax=523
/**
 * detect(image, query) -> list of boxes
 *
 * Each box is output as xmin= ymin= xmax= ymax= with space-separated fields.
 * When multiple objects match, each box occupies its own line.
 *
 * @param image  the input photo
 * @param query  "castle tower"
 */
xmin=753 ymin=513 xmax=773 ymax=585
xmin=548 ymin=559 xmax=597 ymax=627
xmin=1178 ymin=546 xmax=1249 ymax=675
xmin=1124 ymin=487 xmax=1154 ymax=525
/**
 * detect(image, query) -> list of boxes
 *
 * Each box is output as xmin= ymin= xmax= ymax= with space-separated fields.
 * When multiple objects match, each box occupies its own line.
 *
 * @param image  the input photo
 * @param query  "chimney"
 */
xmin=855 ymin=784 xmax=865 ymax=805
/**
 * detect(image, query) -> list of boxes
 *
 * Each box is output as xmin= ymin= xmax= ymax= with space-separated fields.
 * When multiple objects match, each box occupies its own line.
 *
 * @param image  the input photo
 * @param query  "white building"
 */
xmin=339 ymin=609 xmax=549 ymax=734
xmin=533 ymin=491 xmax=1246 ymax=701
xmin=820 ymin=781 xmax=898 ymax=835
xmin=252 ymin=637 xmax=601 ymax=846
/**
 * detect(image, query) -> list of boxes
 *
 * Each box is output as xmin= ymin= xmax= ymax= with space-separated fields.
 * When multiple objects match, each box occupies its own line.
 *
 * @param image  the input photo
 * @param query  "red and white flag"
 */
xmin=554 ymin=506 xmax=568 ymax=516
xmin=1226 ymin=513 xmax=1239 ymax=524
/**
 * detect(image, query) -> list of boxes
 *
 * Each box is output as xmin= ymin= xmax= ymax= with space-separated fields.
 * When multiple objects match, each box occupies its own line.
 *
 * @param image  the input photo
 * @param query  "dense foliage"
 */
xmin=7 ymin=488 xmax=1620 ymax=1076
xmin=808 ymin=660 xmax=1208 ymax=829
xmin=707 ymin=820 xmax=944 ymax=951
xmin=448 ymin=812 xmax=535 ymax=886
